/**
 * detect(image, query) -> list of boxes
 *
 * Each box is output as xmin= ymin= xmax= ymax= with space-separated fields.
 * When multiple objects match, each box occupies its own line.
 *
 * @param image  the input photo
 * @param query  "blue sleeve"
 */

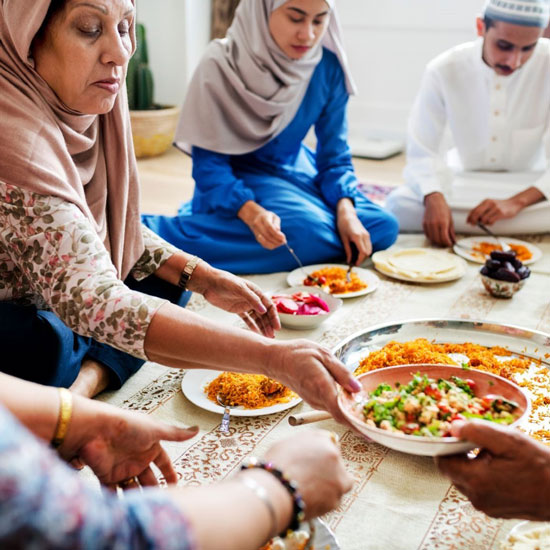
xmin=314 ymin=62 xmax=359 ymax=209
xmin=191 ymin=146 xmax=255 ymax=216
xmin=0 ymin=406 xmax=194 ymax=550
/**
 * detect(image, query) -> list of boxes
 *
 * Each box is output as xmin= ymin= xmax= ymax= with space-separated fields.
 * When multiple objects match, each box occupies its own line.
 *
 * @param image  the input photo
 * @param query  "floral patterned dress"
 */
xmin=0 ymin=182 xmax=179 ymax=371
xmin=0 ymin=403 xmax=194 ymax=549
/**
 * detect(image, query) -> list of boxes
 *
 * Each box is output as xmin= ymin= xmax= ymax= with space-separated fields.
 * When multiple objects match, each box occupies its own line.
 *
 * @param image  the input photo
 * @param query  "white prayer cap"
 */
xmin=484 ymin=0 xmax=550 ymax=27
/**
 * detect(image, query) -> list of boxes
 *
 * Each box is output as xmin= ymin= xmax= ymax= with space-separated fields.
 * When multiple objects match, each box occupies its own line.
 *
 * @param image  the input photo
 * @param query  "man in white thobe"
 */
xmin=387 ymin=0 xmax=550 ymax=246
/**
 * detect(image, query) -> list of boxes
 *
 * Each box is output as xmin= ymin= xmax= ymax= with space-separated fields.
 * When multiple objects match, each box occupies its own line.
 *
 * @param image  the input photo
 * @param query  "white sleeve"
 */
xmin=403 ymin=67 xmax=452 ymax=198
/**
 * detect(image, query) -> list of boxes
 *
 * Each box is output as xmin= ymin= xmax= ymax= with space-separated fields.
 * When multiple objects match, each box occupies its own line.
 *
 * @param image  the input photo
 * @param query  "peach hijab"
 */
xmin=0 ymin=0 xmax=143 ymax=279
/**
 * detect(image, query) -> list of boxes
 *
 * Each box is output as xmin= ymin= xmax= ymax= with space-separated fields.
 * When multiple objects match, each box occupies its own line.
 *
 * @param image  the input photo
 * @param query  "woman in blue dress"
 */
xmin=143 ymin=0 xmax=399 ymax=274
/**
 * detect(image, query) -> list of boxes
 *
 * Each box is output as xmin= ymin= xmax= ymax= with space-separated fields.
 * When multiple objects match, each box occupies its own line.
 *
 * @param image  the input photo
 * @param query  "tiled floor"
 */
xmin=137 ymin=147 xmax=405 ymax=215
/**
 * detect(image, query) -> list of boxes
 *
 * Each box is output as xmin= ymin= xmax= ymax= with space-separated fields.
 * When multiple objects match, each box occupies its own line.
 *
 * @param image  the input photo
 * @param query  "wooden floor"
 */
xmin=137 ymin=147 xmax=405 ymax=215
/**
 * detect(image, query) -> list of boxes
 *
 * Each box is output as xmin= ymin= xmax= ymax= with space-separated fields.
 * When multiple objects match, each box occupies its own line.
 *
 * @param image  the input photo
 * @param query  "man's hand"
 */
xmin=436 ymin=420 xmax=550 ymax=521
xmin=467 ymin=198 xmax=524 ymax=226
xmin=336 ymin=198 xmax=372 ymax=264
xmin=238 ymin=200 xmax=286 ymax=250
xmin=423 ymin=192 xmax=455 ymax=247
xmin=467 ymin=187 xmax=546 ymax=226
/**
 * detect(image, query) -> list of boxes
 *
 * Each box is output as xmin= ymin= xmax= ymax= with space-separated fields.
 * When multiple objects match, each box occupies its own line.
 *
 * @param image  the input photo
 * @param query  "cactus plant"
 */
xmin=127 ymin=22 xmax=180 ymax=158
xmin=127 ymin=23 xmax=155 ymax=110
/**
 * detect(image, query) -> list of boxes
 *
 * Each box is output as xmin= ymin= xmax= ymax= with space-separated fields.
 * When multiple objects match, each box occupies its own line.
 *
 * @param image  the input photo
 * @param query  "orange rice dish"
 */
xmin=305 ymin=266 xmax=367 ymax=294
xmin=205 ymin=372 xmax=297 ymax=409
xmin=354 ymin=338 xmax=550 ymax=444
xmin=472 ymin=241 xmax=533 ymax=262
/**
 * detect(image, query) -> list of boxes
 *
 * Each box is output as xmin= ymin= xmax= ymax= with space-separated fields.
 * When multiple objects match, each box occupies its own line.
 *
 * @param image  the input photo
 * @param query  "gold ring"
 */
xmin=247 ymin=309 xmax=255 ymax=316
xmin=329 ymin=431 xmax=340 ymax=445
xmin=119 ymin=476 xmax=139 ymax=488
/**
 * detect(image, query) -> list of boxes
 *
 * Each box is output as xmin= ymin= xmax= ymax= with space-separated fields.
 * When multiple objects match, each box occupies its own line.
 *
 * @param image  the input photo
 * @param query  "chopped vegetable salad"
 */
xmin=360 ymin=373 xmax=520 ymax=437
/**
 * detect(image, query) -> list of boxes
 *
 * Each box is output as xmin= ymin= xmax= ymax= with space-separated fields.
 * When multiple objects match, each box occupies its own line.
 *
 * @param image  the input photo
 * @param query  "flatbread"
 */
xmin=372 ymin=248 xmax=466 ymax=283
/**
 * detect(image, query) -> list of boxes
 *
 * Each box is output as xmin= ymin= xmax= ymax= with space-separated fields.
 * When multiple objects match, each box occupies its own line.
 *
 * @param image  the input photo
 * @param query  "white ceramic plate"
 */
xmin=453 ymin=236 xmax=542 ymax=265
xmin=181 ymin=370 xmax=302 ymax=417
xmin=308 ymin=519 xmax=340 ymax=550
xmin=504 ymin=521 xmax=550 ymax=550
xmin=286 ymin=264 xmax=379 ymax=298
xmin=271 ymin=285 xmax=343 ymax=330
xmin=372 ymin=248 xmax=467 ymax=284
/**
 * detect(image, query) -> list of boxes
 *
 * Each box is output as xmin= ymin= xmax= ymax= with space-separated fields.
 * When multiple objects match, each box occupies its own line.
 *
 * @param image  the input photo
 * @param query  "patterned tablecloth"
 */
xmin=93 ymin=234 xmax=550 ymax=550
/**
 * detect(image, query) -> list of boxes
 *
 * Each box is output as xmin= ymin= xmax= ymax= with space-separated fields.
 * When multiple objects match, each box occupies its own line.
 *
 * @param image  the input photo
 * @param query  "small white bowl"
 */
xmin=272 ymin=285 xmax=342 ymax=330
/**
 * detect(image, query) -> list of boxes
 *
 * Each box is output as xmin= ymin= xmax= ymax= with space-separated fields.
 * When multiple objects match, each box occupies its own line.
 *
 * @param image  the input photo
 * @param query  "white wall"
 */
xmin=136 ymin=0 xmax=211 ymax=107
xmin=138 ymin=0 xmax=485 ymax=136
xmin=340 ymin=0 xmax=485 ymax=140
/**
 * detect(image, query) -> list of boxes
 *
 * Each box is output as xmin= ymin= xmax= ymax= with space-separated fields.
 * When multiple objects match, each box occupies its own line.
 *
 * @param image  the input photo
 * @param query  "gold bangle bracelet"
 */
xmin=52 ymin=387 xmax=73 ymax=449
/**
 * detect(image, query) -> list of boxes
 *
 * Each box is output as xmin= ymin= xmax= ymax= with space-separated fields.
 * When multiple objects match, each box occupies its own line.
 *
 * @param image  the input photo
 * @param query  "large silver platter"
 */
xmin=333 ymin=318 xmax=550 ymax=370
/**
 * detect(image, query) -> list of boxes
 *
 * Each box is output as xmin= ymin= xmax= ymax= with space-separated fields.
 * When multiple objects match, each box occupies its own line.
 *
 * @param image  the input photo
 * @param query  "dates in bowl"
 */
xmin=480 ymin=250 xmax=530 ymax=298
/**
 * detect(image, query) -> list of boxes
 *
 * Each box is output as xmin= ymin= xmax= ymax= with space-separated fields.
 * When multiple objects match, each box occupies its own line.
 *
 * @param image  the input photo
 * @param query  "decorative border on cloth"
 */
xmin=120 ymin=368 xmax=184 ymax=414
xmin=417 ymin=485 xmax=503 ymax=550
xmin=323 ymin=432 xmax=389 ymax=531
xmin=170 ymin=413 xmax=289 ymax=486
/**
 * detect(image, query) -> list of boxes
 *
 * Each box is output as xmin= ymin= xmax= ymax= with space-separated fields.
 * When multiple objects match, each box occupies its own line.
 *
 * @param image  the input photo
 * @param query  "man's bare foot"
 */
xmin=69 ymin=359 xmax=111 ymax=398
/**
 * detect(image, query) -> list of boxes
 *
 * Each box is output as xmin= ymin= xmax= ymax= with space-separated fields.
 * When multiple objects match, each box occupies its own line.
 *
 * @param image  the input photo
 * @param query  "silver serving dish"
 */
xmin=333 ymin=318 xmax=550 ymax=370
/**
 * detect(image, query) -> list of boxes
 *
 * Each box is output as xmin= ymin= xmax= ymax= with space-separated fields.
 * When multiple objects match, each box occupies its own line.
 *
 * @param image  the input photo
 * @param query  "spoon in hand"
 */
xmin=477 ymin=222 xmax=511 ymax=252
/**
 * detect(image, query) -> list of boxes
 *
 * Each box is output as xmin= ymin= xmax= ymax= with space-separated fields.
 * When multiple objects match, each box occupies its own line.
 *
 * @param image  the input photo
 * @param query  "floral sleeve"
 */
xmin=0 ymin=183 xmax=166 ymax=360
xmin=131 ymin=225 xmax=179 ymax=281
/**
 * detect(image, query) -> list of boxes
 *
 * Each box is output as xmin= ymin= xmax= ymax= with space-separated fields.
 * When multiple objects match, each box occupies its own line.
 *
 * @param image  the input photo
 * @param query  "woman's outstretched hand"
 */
xmin=266 ymin=339 xmax=361 ymax=426
xmin=190 ymin=263 xmax=281 ymax=338
xmin=60 ymin=398 xmax=199 ymax=487
xmin=238 ymin=200 xmax=287 ymax=250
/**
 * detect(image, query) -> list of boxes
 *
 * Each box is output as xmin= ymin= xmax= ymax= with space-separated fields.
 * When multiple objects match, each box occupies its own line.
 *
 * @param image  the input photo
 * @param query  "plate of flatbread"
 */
xmin=371 ymin=248 xmax=467 ymax=283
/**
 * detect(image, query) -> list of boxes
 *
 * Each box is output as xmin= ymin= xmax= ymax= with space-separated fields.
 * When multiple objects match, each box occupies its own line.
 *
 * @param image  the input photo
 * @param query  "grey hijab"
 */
xmin=175 ymin=0 xmax=355 ymax=155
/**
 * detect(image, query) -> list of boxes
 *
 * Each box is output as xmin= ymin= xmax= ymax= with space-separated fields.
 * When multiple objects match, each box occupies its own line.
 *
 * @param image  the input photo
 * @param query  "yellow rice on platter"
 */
xmin=354 ymin=338 xmax=550 ymax=444
xmin=205 ymin=372 xmax=297 ymax=409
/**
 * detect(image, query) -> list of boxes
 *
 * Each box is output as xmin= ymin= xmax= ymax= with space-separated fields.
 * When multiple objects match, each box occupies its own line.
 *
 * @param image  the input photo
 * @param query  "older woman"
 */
xmin=143 ymin=0 xmax=399 ymax=274
xmin=0 ymin=0 xmax=359 ymax=424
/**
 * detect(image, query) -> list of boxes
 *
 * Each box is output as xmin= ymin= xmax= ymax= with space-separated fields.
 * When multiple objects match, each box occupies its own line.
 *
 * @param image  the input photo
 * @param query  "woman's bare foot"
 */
xmin=69 ymin=358 xmax=111 ymax=398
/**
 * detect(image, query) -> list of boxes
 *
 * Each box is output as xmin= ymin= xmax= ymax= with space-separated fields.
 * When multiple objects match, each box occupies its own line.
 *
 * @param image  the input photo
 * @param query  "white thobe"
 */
xmin=387 ymin=38 xmax=550 ymax=234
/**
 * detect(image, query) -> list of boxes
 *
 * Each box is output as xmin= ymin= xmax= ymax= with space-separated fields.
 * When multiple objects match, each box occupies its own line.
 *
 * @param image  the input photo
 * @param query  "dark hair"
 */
xmin=483 ymin=15 xmax=496 ymax=30
xmin=34 ymin=0 xmax=66 ymax=43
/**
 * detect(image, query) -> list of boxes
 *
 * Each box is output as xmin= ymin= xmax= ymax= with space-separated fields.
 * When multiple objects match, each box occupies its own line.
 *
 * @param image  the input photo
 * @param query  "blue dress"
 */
xmin=143 ymin=49 xmax=399 ymax=274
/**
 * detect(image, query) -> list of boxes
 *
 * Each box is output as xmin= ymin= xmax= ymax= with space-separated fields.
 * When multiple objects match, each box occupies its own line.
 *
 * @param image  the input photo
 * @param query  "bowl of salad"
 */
xmin=338 ymin=364 xmax=530 ymax=456
xmin=271 ymin=286 xmax=342 ymax=330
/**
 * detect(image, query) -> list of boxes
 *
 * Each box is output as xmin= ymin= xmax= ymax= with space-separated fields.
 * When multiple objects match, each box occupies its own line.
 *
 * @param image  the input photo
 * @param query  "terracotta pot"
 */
xmin=129 ymin=106 xmax=180 ymax=158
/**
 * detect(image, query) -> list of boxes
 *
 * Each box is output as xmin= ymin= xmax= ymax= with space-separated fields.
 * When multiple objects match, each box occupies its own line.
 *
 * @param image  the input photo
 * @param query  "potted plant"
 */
xmin=127 ymin=23 xmax=180 ymax=158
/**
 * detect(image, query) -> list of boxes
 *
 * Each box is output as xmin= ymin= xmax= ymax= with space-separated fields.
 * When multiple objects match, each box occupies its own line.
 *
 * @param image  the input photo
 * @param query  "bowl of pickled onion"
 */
xmin=271 ymin=286 xmax=342 ymax=330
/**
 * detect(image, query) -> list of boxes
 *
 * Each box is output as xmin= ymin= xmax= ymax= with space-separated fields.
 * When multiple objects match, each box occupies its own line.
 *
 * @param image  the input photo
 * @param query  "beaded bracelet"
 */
xmin=241 ymin=457 xmax=306 ymax=538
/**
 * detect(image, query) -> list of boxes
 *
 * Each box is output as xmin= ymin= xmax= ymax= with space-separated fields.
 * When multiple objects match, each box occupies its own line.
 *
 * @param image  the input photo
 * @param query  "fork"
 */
xmin=477 ymin=222 xmax=511 ymax=252
xmin=346 ymin=243 xmax=360 ymax=282
xmin=284 ymin=242 xmax=320 ymax=285
xmin=216 ymin=394 xmax=232 ymax=433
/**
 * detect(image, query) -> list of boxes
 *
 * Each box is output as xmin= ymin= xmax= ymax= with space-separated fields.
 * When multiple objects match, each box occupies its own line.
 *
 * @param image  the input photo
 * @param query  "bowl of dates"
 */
xmin=480 ymin=250 xmax=530 ymax=298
